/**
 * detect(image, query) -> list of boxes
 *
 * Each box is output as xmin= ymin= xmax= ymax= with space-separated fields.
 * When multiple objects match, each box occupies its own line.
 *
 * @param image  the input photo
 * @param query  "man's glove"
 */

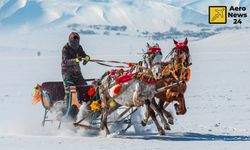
xmin=75 ymin=56 xmax=83 ymax=63
xmin=82 ymin=55 xmax=90 ymax=65
xmin=84 ymin=55 xmax=90 ymax=61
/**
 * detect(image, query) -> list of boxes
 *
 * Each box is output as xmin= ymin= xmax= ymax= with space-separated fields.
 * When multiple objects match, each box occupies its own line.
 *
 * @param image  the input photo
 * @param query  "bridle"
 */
xmin=144 ymin=51 xmax=163 ymax=68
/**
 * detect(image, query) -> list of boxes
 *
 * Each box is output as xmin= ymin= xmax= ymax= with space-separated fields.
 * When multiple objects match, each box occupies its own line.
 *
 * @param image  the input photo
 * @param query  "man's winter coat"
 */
xmin=61 ymin=43 xmax=88 ymax=74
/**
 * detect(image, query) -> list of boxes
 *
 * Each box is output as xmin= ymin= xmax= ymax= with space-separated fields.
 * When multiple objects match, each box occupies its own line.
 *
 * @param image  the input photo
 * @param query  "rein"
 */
xmin=94 ymin=61 xmax=130 ymax=68
xmin=90 ymin=59 xmax=134 ymax=65
xmin=90 ymin=59 xmax=147 ymax=69
xmin=164 ymin=49 xmax=174 ymax=61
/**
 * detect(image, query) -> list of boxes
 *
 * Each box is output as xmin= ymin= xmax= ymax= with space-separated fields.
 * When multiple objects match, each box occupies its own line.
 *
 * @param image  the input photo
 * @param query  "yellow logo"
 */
xmin=209 ymin=6 xmax=227 ymax=24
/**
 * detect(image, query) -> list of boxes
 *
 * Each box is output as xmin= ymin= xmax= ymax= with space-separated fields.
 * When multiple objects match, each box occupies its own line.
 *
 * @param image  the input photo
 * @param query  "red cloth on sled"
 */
xmin=115 ymin=72 xmax=134 ymax=84
xmin=114 ymin=84 xmax=122 ymax=95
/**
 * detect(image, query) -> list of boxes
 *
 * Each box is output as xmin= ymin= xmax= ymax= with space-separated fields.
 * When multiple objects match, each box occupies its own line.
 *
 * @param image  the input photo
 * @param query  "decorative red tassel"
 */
xmin=114 ymin=84 xmax=122 ymax=95
xmin=88 ymin=87 xmax=96 ymax=96
xmin=128 ymin=62 xmax=134 ymax=67
xmin=118 ymin=68 xmax=124 ymax=73
xmin=149 ymin=47 xmax=161 ymax=54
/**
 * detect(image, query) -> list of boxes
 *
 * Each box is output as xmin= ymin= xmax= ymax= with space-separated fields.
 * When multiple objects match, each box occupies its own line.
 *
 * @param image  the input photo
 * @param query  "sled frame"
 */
xmin=74 ymin=107 xmax=138 ymax=134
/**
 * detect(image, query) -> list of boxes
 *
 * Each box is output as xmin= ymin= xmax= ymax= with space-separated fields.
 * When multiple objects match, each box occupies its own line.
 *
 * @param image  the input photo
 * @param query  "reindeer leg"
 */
xmin=100 ymin=106 xmax=110 ymax=135
xmin=100 ymin=112 xmax=104 ymax=130
xmin=145 ymin=99 xmax=165 ymax=135
xmin=163 ymin=110 xmax=174 ymax=125
xmin=150 ymin=98 xmax=170 ymax=130
xmin=99 ymin=91 xmax=110 ymax=134
xmin=141 ymin=109 xmax=150 ymax=126
xmin=159 ymin=100 xmax=174 ymax=125
xmin=131 ymin=83 xmax=150 ymax=126
xmin=103 ymin=108 xmax=110 ymax=135
xmin=100 ymin=106 xmax=105 ymax=131
xmin=175 ymin=94 xmax=187 ymax=115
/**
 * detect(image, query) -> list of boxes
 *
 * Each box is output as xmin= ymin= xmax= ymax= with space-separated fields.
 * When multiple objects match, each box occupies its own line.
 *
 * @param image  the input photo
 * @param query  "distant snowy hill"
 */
xmin=0 ymin=0 xmax=249 ymax=32
xmin=0 ymin=0 xmax=249 ymax=51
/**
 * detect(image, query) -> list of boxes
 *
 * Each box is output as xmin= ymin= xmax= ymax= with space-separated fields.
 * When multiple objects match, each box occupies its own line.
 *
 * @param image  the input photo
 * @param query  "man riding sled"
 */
xmin=61 ymin=32 xmax=90 ymax=118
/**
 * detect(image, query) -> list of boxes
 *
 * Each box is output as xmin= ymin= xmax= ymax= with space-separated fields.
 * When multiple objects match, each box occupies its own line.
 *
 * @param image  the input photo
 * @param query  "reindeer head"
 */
xmin=143 ymin=43 xmax=163 ymax=80
xmin=173 ymin=38 xmax=188 ymax=50
xmin=173 ymin=38 xmax=188 ymax=64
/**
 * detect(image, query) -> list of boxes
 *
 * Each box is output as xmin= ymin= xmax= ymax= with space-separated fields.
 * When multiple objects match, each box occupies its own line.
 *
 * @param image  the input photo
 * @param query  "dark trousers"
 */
xmin=62 ymin=71 xmax=87 ymax=103
xmin=61 ymin=71 xmax=88 ymax=119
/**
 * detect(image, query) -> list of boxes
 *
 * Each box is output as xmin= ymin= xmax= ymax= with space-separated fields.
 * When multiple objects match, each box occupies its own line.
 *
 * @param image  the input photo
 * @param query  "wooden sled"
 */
xmin=34 ymin=81 xmax=93 ymax=128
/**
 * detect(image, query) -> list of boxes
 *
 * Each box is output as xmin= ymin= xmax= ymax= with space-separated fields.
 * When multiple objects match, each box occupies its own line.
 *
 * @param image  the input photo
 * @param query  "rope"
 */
xmin=85 ymin=78 xmax=96 ymax=81
xmin=90 ymin=59 xmax=135 ymax=65
xmin=94 ymin=61 xmax=130 ymax=68
xmin=164 ymin=49 xmax=174 ymax=61
xmin=89 ymin=59 xmax=147 ymax=69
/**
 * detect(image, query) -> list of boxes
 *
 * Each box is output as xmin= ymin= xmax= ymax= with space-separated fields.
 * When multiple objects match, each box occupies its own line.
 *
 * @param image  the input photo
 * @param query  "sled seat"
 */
xmin=40 ymin=82 xmax=65 ymax=110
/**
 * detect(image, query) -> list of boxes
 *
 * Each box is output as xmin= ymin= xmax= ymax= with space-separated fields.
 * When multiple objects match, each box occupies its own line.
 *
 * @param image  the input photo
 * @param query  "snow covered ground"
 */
xmin=0 ymin=28 xmax=250 ymax=149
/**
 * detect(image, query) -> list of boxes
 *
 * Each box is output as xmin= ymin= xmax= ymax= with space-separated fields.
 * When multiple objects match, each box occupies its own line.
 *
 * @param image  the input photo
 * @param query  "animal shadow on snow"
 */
xmin=122 ymin=132 xmax=250 ymax=141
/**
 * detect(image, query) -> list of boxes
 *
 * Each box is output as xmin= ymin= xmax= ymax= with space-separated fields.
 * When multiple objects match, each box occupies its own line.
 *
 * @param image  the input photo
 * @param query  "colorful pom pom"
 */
xmin=88 ymin=87 xmax=96 ymax=96
xmin=90 ymin=101 xmax=101 ymax=111
xmin=113 ymin=84 xmax=122 ymax=95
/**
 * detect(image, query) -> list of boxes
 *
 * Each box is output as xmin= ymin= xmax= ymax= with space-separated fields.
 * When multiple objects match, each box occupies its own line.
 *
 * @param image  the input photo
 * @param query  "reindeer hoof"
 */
xmin=176 ymin=111 xmax=180 ymax=115
xmin=159 ymin=128 xmax=165 ymax=135
xmin=174 ymin=103 xmax=179 ymax=109
xmin=168 ymin=118 xmax=174 ymax=125
xmin=100 ymin=124 xmax=104 ymax=130
xmin=164 ymin=124 xmax=171 ymax=130
xmin=141 ymin=120 xmax=147 ymax=127
xmin=106 ymin=130 xmax=110 ymax=135
xmin=73 ymin=123 xmax=78 ymax=127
